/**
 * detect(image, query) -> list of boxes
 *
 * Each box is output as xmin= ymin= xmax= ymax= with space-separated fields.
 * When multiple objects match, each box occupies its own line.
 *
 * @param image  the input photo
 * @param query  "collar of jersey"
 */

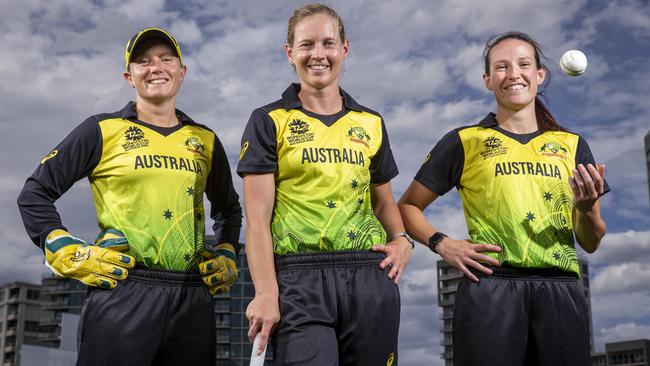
xmin=479 ymin=112 xmax=543 ymax=144
xmin=120 ymin=101 xmax=195 ymax=125
xmin=281 ymin=83 xmax=364 ymax=113
xmin=478 ymin=113 xmax=499 ymax=128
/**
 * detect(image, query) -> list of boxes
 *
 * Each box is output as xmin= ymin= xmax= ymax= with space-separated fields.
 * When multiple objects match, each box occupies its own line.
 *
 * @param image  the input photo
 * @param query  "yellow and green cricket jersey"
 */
xmin=18 ymin=102 xmax=242 ymax=270
xmin=237 ymin=84 xmax=398 ymax=254
xmin=416 ymin=113 xmax=609 ymax=276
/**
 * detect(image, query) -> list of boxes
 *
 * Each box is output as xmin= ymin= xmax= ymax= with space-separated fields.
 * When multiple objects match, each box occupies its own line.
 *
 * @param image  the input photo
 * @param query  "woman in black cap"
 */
xmin=17 ymin=27 xmax=242 ymax=365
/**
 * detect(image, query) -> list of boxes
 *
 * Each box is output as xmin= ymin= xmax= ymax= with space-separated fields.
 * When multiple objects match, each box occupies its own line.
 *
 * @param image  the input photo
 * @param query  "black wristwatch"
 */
xmin=428 ymin=232 xmax=448 ymax=254
xmin=394 ymin=232 xmax=415 ymax=249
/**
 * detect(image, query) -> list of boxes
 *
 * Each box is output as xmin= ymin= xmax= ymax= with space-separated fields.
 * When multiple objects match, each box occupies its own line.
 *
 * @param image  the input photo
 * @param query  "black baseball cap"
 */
xmin=124 ymin=27 xmax=183 ymax=71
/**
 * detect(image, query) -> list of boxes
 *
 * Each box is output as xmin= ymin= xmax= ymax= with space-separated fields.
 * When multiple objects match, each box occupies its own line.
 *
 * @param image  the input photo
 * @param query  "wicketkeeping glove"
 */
xmin=199 ymin=243 xmax=238 ymax=295
xmin=44 ymin=229 xmax=135 ymax=289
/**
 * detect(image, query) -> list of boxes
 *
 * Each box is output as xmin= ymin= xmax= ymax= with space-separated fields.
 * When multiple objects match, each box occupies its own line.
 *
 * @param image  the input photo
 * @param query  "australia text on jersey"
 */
xmin=494 ymin=161 xmax=562 ymax=179
xmin=134 ymin=154 xmax=204 ymax=175
xmin=300 ymin=147 xmax=365 ymax=166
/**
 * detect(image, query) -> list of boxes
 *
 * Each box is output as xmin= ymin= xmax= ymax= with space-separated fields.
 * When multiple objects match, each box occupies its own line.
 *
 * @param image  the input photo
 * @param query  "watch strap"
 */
xmin=428 ymin=232 xmax=448 ymax=254
xmin=394 ymin=232 xmax=415 ymax=249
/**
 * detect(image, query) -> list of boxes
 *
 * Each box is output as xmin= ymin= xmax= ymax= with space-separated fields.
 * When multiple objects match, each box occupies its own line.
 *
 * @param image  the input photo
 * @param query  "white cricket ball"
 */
xmin=560 ymin=50 xmax=588 ymax=77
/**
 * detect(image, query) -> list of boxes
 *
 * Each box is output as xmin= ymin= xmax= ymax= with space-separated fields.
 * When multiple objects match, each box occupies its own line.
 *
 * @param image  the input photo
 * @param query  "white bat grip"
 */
xmin=249 ymin=333 xmax=267 ymax=366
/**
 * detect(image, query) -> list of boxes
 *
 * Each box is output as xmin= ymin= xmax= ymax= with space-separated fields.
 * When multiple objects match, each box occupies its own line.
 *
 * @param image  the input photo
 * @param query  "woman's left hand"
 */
xmin=569 ymin=163 xmax=606 ymax=212
xmin=372 ymin=237 xmax=413 ymax=284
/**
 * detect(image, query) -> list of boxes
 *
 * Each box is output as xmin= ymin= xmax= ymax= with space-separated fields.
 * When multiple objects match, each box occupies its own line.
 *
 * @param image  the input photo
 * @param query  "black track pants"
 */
xmin=272 ymin=251 xmax=400 ymax=366
xmin=453 ymin=267 xmax=591 ymax=366
xmin=76 ymin=267 xmax=215 ymax=366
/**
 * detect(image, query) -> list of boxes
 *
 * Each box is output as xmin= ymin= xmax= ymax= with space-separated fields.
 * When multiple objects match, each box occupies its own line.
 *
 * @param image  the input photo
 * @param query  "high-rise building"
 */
xmin=437 ymin=260 xmax=461 ymax=365
xmin=579 ymin=258 xmax=595 ymax=353
xmin=645 ymin=130 xmax=650 ymax=204
xmin=21 ymin=313 xmax=79 ymax=365
xmin=38 ymin=274 xmax=87 ymax=348
xmin=7 ymin=243 xmax=267 ymax=365
xmin=207 ymin=240 xmax=274 ymax=365
xmin=592 ymin=339 xmax=650 ymax=366
xmin=215 ymin=248 xmax=255 ymax=364
xmin=593 ymin=351 xmax=608 ymax=366
xmin=436 ymin=256 xmax=593 ymax=365
xmin=605 ymin=339 xmax=650 ymax=366
xmin=0 ymin=282 xmax=46 ymax=366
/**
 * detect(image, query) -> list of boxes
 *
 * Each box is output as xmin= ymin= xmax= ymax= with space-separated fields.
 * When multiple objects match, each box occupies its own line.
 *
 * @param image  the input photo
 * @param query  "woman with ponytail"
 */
xmin=398 ymin=31 xmax=608 ymax=365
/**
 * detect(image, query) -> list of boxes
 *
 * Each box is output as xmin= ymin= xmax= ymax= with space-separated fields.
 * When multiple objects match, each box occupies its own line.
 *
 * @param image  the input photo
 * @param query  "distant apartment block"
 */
xmin=0 ymin=282 xmax=45 ymax=366
xmin=5 ymin=242 xmax=268 ymax=365
xmin=645 ymin=130 xmax=650 ymax=203
xmin=21 ymin=313 xmax=79 ymax=366
xmin=605 ymin=339 xmax=650 ymax=366
xmin=38 ymin=274 xmax=87 ymax=348
xmin=436 ymin=257 xmax=593 ymax=365
xmin=593 ymin=351 xmax=609 ymax=366
xmin=213 ymin=243 xmax=274 ymax=365
xmin=592 ymin=339 xmax=650 ymax=366
xmin=437 ymin=260 xmax=462 ymax=364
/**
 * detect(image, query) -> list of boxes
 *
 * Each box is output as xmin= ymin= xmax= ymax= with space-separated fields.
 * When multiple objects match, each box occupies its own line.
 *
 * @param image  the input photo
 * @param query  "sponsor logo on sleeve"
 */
xmin=40 ymin=150 xmax=58 ymax=164
xmin=239 ymin=141 xmax=249 ymax=160
xmin=386 ymin=352 xmax=395 ymax=366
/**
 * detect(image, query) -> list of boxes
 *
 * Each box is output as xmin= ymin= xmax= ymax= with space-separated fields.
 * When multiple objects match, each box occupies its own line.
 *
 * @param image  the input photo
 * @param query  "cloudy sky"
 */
xmin=1 ymin=0 xmax=649 ymax=364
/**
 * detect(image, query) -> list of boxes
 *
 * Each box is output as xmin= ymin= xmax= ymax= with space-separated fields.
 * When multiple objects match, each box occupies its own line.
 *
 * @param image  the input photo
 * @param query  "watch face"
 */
xmin=428 ymin=233 xmax=445 ymax=253
xmin=429 ymin=232 xmax=446 ymax=246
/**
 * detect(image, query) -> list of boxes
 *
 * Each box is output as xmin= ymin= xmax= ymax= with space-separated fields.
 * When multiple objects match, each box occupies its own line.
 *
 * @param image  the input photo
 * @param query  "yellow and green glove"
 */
xmin=199 ymin=243 xmax=238 ymax=295
xmin=44 ymin=229 xmax=135 ymax=289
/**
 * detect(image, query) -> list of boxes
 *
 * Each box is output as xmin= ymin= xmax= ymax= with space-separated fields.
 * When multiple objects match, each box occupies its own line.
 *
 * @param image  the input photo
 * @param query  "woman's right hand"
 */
xmin=437 ymin=237 xmax=502 ymax=282
xmin=246 ymin=293 xmax=281 ymax=355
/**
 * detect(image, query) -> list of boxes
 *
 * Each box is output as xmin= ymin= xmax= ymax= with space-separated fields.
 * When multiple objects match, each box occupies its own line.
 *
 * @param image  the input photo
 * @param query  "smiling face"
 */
xmin=285 ymin=13 xmax=349 ymax=92
xmin=123 ymin=39 xmax=186 ymax=103
xmin=483 ymin=38 xmax=546 ymax=112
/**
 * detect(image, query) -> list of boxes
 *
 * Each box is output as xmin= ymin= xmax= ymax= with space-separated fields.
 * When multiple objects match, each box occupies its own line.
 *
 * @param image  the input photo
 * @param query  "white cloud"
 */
xmin=169 ymin=19 xmax=203 ymax=46
xmin=592 ymin=292 xmax=650 ymax=325
xmin=398 ymin=246 xmax=444 ymax=363
xmin=1 ymin=2 xmax=649 ymax=364
xmin=596 ymin=1 xmax=650 ymax=36
xmin=589 ymin=230 xmax=650 ymax=265
xmin=384 ymin=99 xmax=492 ymax=142
xmin=596 ymin=323 xmax=650 ymax=349
xmin=346 ymin=56 xmax=450 ymax=108
xmin=452 ymin=42 xmax=491 ymax=92
xmin=399 ymin=346 xmax=444 ymax=366
xmin=599 ymin=147 xmax=650 ymax=226
xmin=116 ymin=0 xmax=166 ymax=21
xmin=592 ymin=262 xmax=650 ymax=295
xmin=0 ymin=240 xmax=47 ymax=285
